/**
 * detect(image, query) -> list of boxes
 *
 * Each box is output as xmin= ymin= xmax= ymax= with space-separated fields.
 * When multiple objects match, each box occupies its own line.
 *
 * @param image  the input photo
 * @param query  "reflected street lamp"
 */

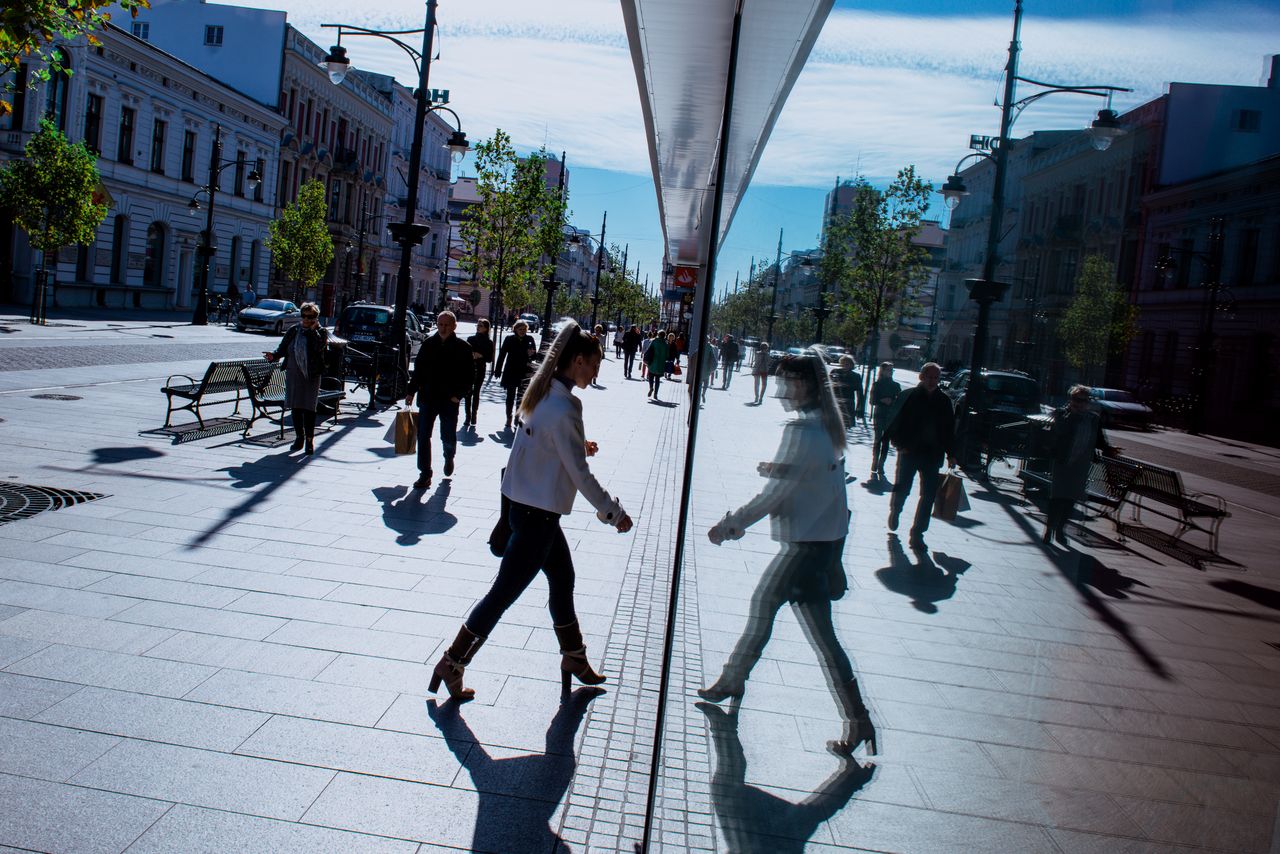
xmin=187 ymin=123 xmax=261 ymax=325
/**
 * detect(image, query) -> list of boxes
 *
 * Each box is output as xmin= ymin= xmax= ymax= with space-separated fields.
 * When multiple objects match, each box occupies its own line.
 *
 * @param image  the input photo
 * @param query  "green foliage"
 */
xmin=1 ymin=0 xmax=148 ymax=116
xmin=1057 ymin=253 xmax=1139 ymax=374
xmin=595 ymin=244 xmax=657 ymax=328
xmin=267 ymin=179 xmax=333 ymax=294
xmin=459 ymin=130 xmax=567 ymax=323
xmin=553 ymin=286 xmax=589 ymax=321
xmin=0 ymin=117 xmax=106 ymax=253
xmin=711 ymin=261 xmax=775 ymax=341
xmin=823 ymin=166 xmax=932 ymax=358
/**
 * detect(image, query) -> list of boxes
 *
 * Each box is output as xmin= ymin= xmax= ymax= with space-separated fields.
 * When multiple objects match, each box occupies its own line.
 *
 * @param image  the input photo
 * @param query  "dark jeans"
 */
xmin=722 ymin=363 xmax=734 ymax=389
xmin=416 ymin=397 xmax=459 ymax=475
xmin=871 ymin=421 xmax=891 ymax=472
xmin=503 ymin=384 xmax=523 ymax=424
xmin=623 ymin=349 xmax=637 ymax=377
xmin=648 ymin=370 xmax=662 ymax=396
xmin=464 ymin=367 xmax=485 ymax=424
xmin=890 ymin=450 xmax=943 ymax=536
xmin=466 ymin=501 xmax=576 ymax=637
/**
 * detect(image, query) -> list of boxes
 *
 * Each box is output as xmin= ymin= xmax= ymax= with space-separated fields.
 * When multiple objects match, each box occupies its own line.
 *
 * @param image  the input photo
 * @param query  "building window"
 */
xmin=149 ymin=119 xmax=166 ymax=174
xmin=254 ymin=157 xmax=265 ymax=202
xmin=84 ymin=94 xmax=103 ymax=154
xmin=249 ymin=240 xmax=260 ymax=285
xmin=1232 ymin=109 xmax=1261 ymax=133
xmin=1 ymin=64 xmax=28 ymax=131
xmin=45 ymin=49 xmax=70 ymax=131
xmin=278 ymin=161 xmax=292 ymax=204
xmin=204 ymin=25 xmax=224 ymax=46
xmin=131 ymin=21 xmax=150 ymax=40
xmin=110 ymin=215 xmax=129 ymax=284
xmin=234 ymin=151 xmax=246 ymax=197
xmin=1237 ymin=228 xmax=1259 ymax=286
xmin=181 ymin=130 xmax=197 ymax=182
xmin=143 ymin=222 xmax=165 ymax=288
xmin=329 ymin=181 xmax=341 ymax=221
xmin=117 ymin=107 xmax=136 ymax=164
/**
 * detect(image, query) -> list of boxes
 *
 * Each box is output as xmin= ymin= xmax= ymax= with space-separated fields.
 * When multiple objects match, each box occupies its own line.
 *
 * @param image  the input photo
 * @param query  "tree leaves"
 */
xmin=266 ymin=179 xmax=333 ymax=295
xmin=1057 ymin=253 xmax=1139 ymax=378
xmin=0 ymin=117 xmax=107 ymax=252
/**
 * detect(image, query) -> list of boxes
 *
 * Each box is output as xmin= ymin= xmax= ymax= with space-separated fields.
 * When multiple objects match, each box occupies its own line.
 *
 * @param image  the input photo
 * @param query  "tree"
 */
xmin=2 ymin=0 xmax=148 ymax=116
xmin=459 ymin=130 xmax=567 ymax=336
xmin=266 ymin=179 xmax=332 ymax=301
xmin=823 ymin=167 xmax=932 ymax=372
xmin=0 ymin=117 xmax=107 ymax=318
xmin=1057 ymin=254 xmax=1139 ymax=382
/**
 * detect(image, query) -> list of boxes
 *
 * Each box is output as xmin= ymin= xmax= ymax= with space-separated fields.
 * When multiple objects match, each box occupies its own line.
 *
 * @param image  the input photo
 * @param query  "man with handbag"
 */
xmin=405 ymin=311 xmax=473 ymax=489
xmin=883 ymin=362 xmax=955 ymax=550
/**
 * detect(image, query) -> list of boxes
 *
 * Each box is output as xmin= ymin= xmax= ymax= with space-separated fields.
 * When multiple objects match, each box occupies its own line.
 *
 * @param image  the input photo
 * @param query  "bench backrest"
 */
xmin=1128 ymin=460 xmax=1185 ymax=501
xmin=198 ymin=358 xmax=264 ymax=394
xmin=241 ymin=361 xmax=284 ymax=400
xmin=1094 ymin=456 xmax=1140 ymax=501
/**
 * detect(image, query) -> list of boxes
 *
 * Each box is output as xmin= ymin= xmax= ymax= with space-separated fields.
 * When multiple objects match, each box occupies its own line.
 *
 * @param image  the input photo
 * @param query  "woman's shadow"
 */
xmin=697 ymin=702 xmax=875 ymax=853
xmin=372 ymin=481 xmax=457 ymax=546
xmin=874 ymin=534 xmax=970 ymax=614
xmin=426 ymin=688 xmax=600 ymax=853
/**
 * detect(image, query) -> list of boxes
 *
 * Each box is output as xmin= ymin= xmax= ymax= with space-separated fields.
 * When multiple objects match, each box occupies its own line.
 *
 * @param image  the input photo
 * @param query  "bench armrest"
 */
xmin=1187 ymin=490 xmax=1230 ymax=517
xmin=164 ymin=373 xmax=196 ymax=388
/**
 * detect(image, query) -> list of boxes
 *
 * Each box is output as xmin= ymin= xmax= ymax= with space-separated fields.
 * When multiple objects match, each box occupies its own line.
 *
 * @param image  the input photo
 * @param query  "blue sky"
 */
xmin=236 ymin=0 xmax=1278 ymax=299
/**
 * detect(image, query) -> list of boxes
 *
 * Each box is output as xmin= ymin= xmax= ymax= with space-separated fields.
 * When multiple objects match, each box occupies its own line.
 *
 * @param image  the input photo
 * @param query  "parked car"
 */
xmin=1089 ymin=387 xmax=1154 ymax=429
xmin=818 ymin=344 xmax=849 ymax=365
xmin=947 ymin=369 xmax=1041 ymax=422
xmin=335 ymin=303 xmax=427 ymax=360
xmin=236 ymin=299 xmax=302 ymax=334
xmin=518 ymin=313 xmax=541 ymax=333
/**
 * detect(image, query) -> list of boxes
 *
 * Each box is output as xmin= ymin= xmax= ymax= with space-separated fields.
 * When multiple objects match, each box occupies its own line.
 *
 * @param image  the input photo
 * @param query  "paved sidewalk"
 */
xmin=0 ymin=337 xmax=1277 ymax=852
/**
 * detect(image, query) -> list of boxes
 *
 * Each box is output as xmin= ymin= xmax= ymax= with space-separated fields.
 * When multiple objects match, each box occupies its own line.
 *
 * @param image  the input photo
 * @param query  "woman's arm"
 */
xmin=550 ymin=402 xmax=626 ymax=526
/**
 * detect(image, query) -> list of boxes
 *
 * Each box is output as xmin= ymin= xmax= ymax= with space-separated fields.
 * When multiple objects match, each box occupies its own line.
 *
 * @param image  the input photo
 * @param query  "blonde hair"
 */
xmin=777 ymin=348 xmax=846 ymax=449
xmin=518 ymin=323 xmax=601 ymax=418
xmin=513 ymin=320 xmax=529 ymax=334
xmin=300 ymin=302 xmax=319 ymax=317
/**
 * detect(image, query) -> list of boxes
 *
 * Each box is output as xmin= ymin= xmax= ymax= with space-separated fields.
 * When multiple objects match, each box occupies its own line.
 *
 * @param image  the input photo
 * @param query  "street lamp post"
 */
xmin=321 ymin=2 xmax=469 ymax=363
xmin=587 ymin=210 xmax=608 ymax=331
xmin=939 ymin=0 xmax=1130 ymax=457
xmin=187 ymin=123 xmax=261 ymax=325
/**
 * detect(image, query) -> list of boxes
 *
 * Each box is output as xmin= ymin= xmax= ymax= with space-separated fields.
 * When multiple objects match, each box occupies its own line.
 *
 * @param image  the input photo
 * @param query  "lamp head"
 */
xmin=941 ymin=174 xmax=968 ymax=211
xmin=1088 ymin=108 xmax=1123 ymax=151
xmin=322 ymin=45 xmax=350 ymax=85
xmin=445 ymin=130 xmax=469 ymax=161
xmin=188 ymin=198 xmax=201 ymax=216
xmin=246 ymin=168 xmax=262 ymax=191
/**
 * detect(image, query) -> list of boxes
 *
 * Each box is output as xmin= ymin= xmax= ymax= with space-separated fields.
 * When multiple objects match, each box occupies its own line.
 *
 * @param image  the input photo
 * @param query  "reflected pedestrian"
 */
xmin=700 ymin=350 xmax=876 ymax=757
xmin=644 ymin=329 xmax=669 ymax=398
xmin=623 ymin=324 xmax=642 ymax=378
xmin=719 ymin=334 xmax=740 ymax=390
xmin=884 ymin=362 xmax=954 ymax=550
xmin=262 ymin=301 xmax=327 ymax=455
xmin=463 ymin=318 xmax=494 ymax=430
xmin=869 ymin=362 xmax=901 ymax=477
xmin=429 ymin=324 xmax=634 ymax=701
xmin=1045 ymin=384 xmax=1114 ymax=546
xmin=495 ymin=319 xmax=537 ymax=431
xmin=830 ymin=355 xmax=865 ymax=431
xmin=751 ymin=341 xmax=770 ymax=404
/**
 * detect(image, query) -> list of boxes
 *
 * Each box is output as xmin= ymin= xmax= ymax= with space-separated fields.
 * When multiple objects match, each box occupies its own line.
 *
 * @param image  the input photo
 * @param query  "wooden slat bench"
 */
xmin=161 ymin=358 xmax=264 ymax=428
xmin=241 ymin=362 xmax=346 ymax=438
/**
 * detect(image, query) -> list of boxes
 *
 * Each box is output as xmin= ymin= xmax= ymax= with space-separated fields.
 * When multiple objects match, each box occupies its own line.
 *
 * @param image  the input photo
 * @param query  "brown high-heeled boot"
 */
xmin=554 ymin=621 xmax=606 ymax=691
xmin=696 ymin=669 xmax=745 ymax=705
xmin=429 ymin=625 xmax=485 ymax=701
xmin=829 ymin=679 xmax=878 ymax=756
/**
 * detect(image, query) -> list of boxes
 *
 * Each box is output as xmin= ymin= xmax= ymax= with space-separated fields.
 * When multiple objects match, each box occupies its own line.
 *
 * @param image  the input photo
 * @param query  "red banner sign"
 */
xmin=673 ymin=265 xmax=698 ymax=289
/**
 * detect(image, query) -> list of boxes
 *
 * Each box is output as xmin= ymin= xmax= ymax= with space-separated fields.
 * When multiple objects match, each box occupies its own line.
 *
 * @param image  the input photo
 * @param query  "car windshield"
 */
xmin=256 ymin=300 xmax=288 ymax=312
xmin=345 ymin=307 xmax=393 ymax=326
xmin=985 ymin=375 xmax=1038 ymax=408
xmin=1099 ymin=389 xmax=1137 ymax=403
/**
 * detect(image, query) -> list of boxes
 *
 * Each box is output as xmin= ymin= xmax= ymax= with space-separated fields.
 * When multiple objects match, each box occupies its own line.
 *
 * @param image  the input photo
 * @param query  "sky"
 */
xmin=231 ymin=0 xmax=1278 ymax=298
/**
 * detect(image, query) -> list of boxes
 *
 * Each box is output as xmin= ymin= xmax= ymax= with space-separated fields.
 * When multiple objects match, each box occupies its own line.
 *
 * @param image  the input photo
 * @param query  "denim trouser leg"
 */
xmin=466 ymin=502 xmax=576 ymax=637
xmin=890 ymin=451 xmax=942 ymax=535
xmin=416 ymin=398 xmax=460 ymax=475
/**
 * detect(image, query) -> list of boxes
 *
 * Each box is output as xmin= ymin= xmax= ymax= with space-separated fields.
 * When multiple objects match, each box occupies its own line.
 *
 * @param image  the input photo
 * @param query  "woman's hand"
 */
xmin=584 ymin=440 xmax=598 ymax=457
xmin=615 ymin=513 xmax=633 ymax=533
xmin=262 ymin=352 xmax=276 ymax=362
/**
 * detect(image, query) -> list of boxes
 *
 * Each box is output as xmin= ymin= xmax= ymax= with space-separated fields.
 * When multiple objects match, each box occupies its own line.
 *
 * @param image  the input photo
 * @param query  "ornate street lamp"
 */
xmin=187 ymin=123 xmax=261 ymax=325
xmin=320 ymin=2 xmax=468 ymax=364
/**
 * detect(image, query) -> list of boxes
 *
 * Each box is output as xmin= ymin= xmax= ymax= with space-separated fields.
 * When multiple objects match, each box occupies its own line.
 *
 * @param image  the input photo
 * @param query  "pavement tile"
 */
xmin=5 ymin=643 xmax=215 ymax=697
xmin=1042 ymin=721 xmax=1241 ymax=775
xmin=0 ymin=608 xmax=175 ymax=654
xmin=0 ymin=772 xmax=172 ymax=854
xmin=1111 ymin=794 xmax=1275 ymax=851
xmin=191 ymin=565 xmax=341 ymax=598
xmin=226 ymin=590 xmax=388 ymax=627
xmin=110 ymin=599 xmax=288 ymax=640
xmin=284 ymin=560 xmax=425 ymax=590
xmin=125 ymin=804 xmax=418 ymax=854
xmin=145 ymin=630 xmax=338 ymax=679
xmin=71 ymin=738 xmax=336 ymax=821
xmin=82 ymin=574 xmax=244 ymax=608
xmin=266 ymin=619 xmax=439 ymax=661
xmin=0 ymin=578 xmax=138 ymax=618
xmin=235 ymin=715 xmax=463 ymax=785
xmin=0 ymin=538 xmax=90 ymax=564
xmin=979 ymin=742 xmax=1198 ymax=803
xmin=0 ymin=634 xmax=45 ymax=669
xmin=184 ymin=668 xmax=399 ymax=726
xmin=58 ymin=550 xmax=210 ymax=580
xmin=823 ymin=797 xmax=1060 ymax=853
xmin=36 ymin=685 xmax=270 ymax=752
xmin=1048 ymin=827 xmax=1219 ymax=853
xmin=0 ymin=716 xmax=122 ymax=782
xmin=0 ymin=555 xmax=111 ymax=588
xmin=0 ymin=671 xmax=81 ymax=718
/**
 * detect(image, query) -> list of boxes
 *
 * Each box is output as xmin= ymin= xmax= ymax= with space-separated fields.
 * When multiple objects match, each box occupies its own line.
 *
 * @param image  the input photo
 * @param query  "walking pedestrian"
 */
xmin=464 ymin=318 xmax=495 ymax=429
xmin=664 ymin=332 xmax=678 ymax=380
xmin=406 ymin=311 xmax=473 ymax=490
xmin=751 ymin=341 xmax=771 ymax=404
xmin=869 ymin=362 xmax=901 ymax=478
xmin=1044 ymin=384 xmax=1114 ymax=546
xmin=830 ymin=355 xmax=865 ymax=430
xmin=429 ymin=323 xmax=635 ymax=701
xmin=883 ymin=363 xmax=955 ymax=550
xmin=698 ymin=336 xmax=717 ymax=404
xmin=613 ymin=326 xmax=624 ymax=359
xmin=644 ymin=329 xmax=670 ymax=398
xmin=623 ymin=325 xmax=643 ymax=378
xmin=699 ymin=350 xmax=876 ymax=756
xmin=719 ymin=334 xmax=740 ymax=390
xmin=263 ymin=301 xmax=327 ymax=455
xmin=495 ymin=320 xmax=537 ymax=431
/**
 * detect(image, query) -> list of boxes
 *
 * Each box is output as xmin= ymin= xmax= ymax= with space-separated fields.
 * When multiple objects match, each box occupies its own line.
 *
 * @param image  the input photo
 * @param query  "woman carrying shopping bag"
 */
xmin=429 ymin=323 xmax=635 ymax=701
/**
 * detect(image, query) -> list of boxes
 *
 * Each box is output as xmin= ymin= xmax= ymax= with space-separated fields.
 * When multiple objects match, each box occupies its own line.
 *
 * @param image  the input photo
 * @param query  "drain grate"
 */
xmin=0 ymin=482 xmax=108 ymax=525
xmin=31 ymin=393 xmax=82 ymax=401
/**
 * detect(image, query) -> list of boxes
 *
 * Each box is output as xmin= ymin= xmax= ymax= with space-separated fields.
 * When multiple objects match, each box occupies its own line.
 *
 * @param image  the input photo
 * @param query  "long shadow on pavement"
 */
xmin=697 ymin=702 xmax=875 ymax=854
xmin=874 ymin=533 xmax=971 ymax=614
xmin=427 ymin=689 xmax=600 ymax=853
xmin=372 ymin=480 xmax=457 ymax=545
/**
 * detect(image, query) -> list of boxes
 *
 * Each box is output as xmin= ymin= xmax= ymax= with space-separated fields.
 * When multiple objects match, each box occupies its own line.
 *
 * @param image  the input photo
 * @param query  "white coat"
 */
xmin=501 ymin=379 xmax=625 ymax=523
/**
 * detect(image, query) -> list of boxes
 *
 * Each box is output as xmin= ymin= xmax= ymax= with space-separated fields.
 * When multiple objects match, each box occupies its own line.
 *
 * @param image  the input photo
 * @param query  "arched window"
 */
xmin=110 ymin=215 xmax=128 ymax=284
xmin=143 ymin=222 xmax=166 ymax=288
xmin=248 ymin=240 xmax=260 ymax=286
xmin=45 ymin=49 xmax=70 ymax=131
xmin=228 ymin=235 xmax=241 ymax=291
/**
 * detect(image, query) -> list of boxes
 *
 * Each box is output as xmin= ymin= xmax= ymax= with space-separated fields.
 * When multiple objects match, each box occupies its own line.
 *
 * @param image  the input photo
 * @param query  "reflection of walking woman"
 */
xmin=429 ymin=324 xmax=635 ymax=701
xmin=1045 ymin=384 xmax=1113 ymax=546
xmin=751 ymin=341 xmax=770 ymax=404
xmin=494 ymin=320 xmax=536 ymax=430
xmin=700 ymin=351 xmax=876 ymax=756
xmin=263 ymin=301 xmax=326 ymax=455
xmin=464 ymin=319 xmax=494 ymax=429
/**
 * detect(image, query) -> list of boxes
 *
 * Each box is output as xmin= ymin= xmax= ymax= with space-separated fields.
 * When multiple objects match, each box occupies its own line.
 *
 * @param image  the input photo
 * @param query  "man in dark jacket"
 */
xmin=622 ymin=325 xmax=643 ymax=378
xmin=719 ymin=335 xmax=740 ymax=389
xmin=884 ymin=362 xmax=954 ymax=549
xmin=869 ymin=362 xmax=902 ymax=478
xmin=405 ymin=311 xmax=473 ymax=489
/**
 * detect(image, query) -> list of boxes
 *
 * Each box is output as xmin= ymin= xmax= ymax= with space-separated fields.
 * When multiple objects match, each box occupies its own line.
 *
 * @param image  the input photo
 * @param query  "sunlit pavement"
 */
xmin=0 ymin=327 xmax=1277 ymax=852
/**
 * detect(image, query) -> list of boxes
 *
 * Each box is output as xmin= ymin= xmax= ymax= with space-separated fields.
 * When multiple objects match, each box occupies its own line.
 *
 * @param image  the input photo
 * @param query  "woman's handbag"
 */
xmin=672 ymin=362 xmax=682 ymax=376
xmin=488 ymin=468 xmax=512 ymax=557
xmin=932 ymin=469 xmax=970 ymax=521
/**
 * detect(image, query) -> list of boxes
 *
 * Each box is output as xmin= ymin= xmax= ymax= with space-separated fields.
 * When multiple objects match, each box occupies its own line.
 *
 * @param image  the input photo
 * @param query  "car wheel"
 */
xmin=274 ymin=321 xmax=283 ymax=334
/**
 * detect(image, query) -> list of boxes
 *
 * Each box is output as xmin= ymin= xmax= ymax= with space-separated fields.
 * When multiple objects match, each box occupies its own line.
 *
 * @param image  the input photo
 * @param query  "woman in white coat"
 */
xmin=430 ymin=323 xmax=635 ymax=701
xmin=699 ymin=350 xmax=876 ymax=756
